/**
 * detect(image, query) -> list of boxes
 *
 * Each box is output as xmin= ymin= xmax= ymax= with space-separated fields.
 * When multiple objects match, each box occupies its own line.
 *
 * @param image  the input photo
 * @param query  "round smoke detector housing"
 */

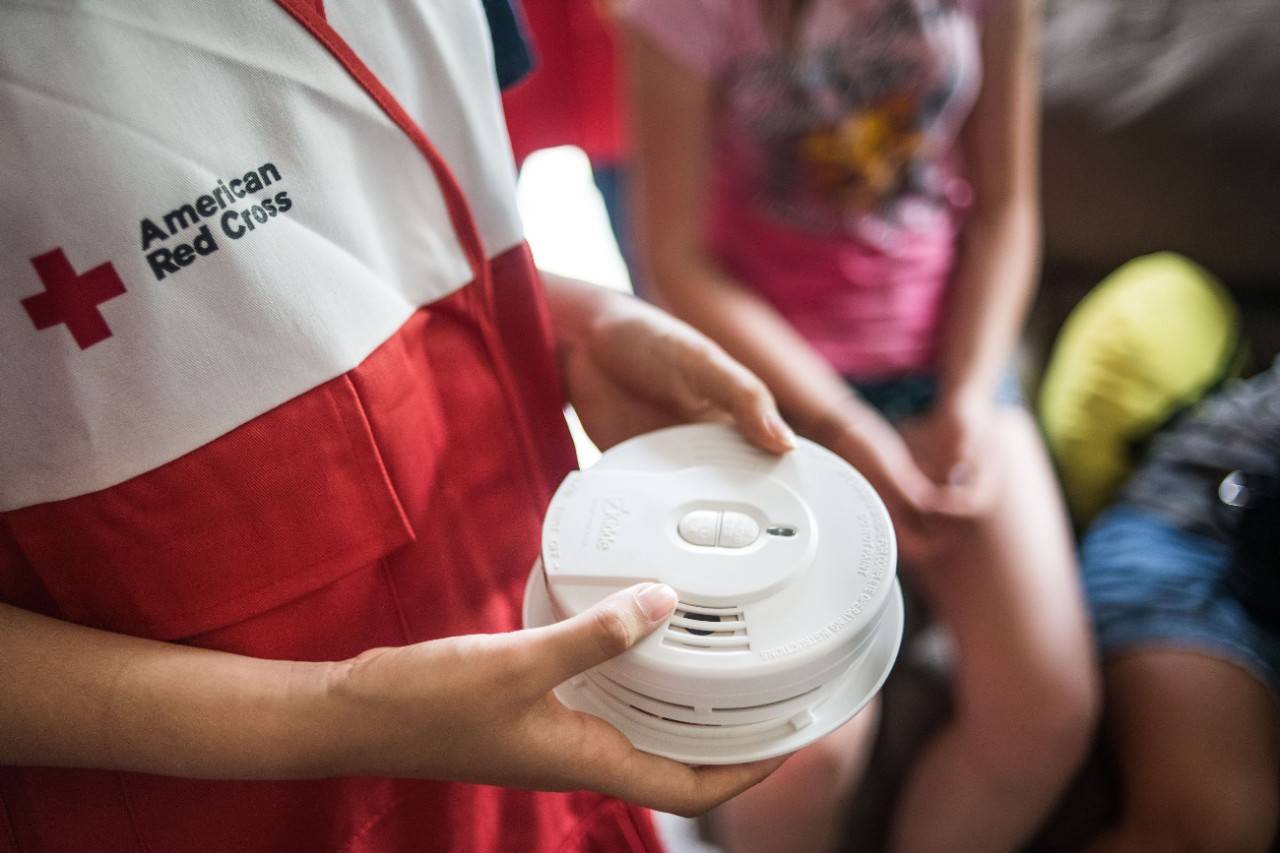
xmin=522 ymin=422 xmax=903 ymax=765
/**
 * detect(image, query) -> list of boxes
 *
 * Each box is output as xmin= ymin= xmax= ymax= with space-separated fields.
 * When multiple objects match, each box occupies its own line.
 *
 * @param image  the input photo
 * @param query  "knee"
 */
xmin=1121 ymin=788 xmax=1278 ymax=853
xmin=782 ymin=716 xmax=875 ymax=796
xmin=1191 ymin=798 xmax=1276 ymax=853
xmin=965 ymin=666 xmax=1100 ymax=789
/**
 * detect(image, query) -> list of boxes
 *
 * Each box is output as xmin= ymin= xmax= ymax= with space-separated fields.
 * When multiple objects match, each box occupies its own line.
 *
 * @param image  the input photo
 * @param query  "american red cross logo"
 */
xmin=20 ymin=249 xmax=127 ymax=350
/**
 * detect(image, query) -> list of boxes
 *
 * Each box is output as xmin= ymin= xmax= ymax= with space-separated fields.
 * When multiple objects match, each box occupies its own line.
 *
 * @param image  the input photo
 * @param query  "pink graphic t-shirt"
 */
xmin=621 ymin=0 xmax=983 ymax=378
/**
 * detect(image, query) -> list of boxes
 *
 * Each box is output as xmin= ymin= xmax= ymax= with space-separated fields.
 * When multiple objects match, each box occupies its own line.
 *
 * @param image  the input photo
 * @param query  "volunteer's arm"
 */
xmin=621 ymin=25 xmax=949 ymax=543
xmin=908 ymin=0 xmax=1040 ymax=489
xmin=0 ymin=588 xmax=781 ymax=815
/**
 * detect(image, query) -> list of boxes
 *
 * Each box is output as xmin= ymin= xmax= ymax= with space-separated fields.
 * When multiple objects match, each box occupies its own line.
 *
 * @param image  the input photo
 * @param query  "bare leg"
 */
xmin=890 ymin=409 xmax=1100 ymax=853
xmin=711 ymin=698 xmax=880 ymax=853
xmin=1088 ymin=651 xmax=1279 ymax=853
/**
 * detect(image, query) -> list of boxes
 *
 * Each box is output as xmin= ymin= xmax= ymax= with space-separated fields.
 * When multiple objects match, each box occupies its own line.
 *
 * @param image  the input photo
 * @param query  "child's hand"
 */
xmin=320 ymin=583 xmax=786 ymax=816
xmin=902 ymin=394 xmax=1003 ymax=517
xmin=824 ymin=408 xmax=949 ymax=564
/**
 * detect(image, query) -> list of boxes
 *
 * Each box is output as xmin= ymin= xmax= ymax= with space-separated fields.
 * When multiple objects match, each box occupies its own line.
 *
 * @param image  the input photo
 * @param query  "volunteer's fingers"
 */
xmin=526 ymin=583 xmax=677 ymax=690
xmin=568 ymin=709 xmax=788 ymax=816
xmin=612 ymin=751 xmax=787 ymax=817
xmin=678 ymin=341 xmax=795 ymax=454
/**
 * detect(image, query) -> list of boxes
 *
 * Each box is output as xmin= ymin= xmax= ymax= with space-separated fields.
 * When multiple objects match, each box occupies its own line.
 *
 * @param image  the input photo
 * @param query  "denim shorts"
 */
xmin=1081 ymin=504 xmax=1280 ymax=696
xmin=848 ymin=370 xmax=1024 ymax=422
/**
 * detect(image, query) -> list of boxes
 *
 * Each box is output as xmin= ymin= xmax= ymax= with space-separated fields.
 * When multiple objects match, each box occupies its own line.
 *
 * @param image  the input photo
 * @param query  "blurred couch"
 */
xmin=1031 ymin=0 xmax=1280 ymax=370
xmin=844 ymin=3 xmax=1280 ymax=851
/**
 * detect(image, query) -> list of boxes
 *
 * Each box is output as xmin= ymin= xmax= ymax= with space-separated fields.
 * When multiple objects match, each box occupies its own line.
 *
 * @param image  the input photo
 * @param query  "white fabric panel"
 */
xmin=0 ymin=0 xmax=523 ymax=510
xmin=326 ymin=0 xmax=525 ymax=258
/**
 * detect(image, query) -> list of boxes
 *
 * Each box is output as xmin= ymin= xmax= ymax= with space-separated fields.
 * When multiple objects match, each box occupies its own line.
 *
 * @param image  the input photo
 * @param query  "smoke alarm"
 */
xmin=522 ymin=422 xmax=903 ymax=765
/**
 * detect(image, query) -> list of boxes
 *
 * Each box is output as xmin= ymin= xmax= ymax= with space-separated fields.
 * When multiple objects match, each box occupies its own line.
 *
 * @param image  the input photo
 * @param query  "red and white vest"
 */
xmin=0 ymin=2 xmax=661 ymax=850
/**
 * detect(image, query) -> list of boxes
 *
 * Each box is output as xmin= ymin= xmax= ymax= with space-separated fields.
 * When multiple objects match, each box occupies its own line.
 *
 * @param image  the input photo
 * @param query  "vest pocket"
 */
xmin=5 ymin=373 xmax=415 ymax=641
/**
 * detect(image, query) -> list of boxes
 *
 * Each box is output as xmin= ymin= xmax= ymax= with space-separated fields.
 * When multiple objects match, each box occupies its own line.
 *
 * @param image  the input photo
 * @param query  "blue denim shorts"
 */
xmin=1081 ymin=504 xmax=1280 ymax=696
xmin=849 ymin=371 xmax=1024 ymax=422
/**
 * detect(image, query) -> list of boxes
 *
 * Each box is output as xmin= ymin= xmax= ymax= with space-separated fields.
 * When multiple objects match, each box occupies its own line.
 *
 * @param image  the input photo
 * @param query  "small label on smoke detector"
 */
xmin=593 ymin=495 xmax=631 ymax=552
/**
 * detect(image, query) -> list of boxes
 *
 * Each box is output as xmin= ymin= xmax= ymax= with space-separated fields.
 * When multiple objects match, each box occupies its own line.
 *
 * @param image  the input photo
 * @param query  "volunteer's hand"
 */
xmin=324 ymin=583 xmax=786 ymax=816
xmin=547 ymin=277 xmax=795 ymax=454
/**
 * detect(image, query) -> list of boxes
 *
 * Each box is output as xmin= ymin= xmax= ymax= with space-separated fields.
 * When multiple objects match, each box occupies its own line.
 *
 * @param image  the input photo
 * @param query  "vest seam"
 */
xmin=0 ymin=789 xmax=20 ymax=853
xmin=338 ymin=788 xmax=416 ymax=853
xmin=274 ymin=0 xmax=555 ymax=528
xmin=376 ymin=557 xmax=414 ymax=645
xmin=114 ymin=773 xmax=151 ymax=853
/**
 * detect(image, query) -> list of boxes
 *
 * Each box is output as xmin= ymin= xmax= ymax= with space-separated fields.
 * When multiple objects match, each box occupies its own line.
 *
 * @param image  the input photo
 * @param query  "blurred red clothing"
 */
xmin=502 ymin=0 xmax=626 ymax=165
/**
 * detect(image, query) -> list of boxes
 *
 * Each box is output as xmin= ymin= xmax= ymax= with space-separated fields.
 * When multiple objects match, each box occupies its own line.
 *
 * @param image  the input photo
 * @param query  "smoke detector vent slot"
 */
xmin=664 ymin=602 xmax=749 ymax=650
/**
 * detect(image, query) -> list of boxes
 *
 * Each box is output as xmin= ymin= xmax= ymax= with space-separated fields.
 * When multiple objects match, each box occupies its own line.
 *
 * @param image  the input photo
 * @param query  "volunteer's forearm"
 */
xmin=0 ymin=602 xmax=336 ymax=778
xmin=540 ymin=269 xmax=619 ymax=354
xmin=935 ymin=201 xmax=1038 ymax=403
xmin=541 ymin=264 xmax=808 ymax=401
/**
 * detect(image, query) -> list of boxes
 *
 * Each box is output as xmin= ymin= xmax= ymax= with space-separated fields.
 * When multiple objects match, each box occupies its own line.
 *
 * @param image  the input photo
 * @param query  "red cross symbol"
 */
xmin=20 ymin=249 xmax=127 ymax=350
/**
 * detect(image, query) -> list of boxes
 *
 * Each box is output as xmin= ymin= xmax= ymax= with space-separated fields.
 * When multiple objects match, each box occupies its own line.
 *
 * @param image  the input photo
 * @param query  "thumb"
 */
xmin=530 ymin=582 xmax=678 ymax=689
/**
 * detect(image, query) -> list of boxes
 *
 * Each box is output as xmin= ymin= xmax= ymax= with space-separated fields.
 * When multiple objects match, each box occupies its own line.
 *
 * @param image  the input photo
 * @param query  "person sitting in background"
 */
xmin=618 ymin=0 xmax=1098 ymax=851
xmin=1082 ymin=359 xmax=1280 ymax=853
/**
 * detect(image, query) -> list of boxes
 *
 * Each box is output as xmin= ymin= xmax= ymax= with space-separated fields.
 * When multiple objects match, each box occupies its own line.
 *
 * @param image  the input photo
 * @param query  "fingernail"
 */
xmin=766 ymin=413 xmax=797 ymax=449
xmin=635 ymin=583 xmax=678 ymax=621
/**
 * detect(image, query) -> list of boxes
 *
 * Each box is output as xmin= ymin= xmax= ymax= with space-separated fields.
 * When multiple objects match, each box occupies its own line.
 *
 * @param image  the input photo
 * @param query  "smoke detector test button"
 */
xmin=677 ymin=509 xmax=761 ymax=548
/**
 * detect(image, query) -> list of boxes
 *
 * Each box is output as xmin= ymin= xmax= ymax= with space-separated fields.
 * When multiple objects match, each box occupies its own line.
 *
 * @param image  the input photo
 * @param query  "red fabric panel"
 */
xmin=502 ymin=0 xmax=627 ymax=165
xmin=0 ymin=521 xmax=54 ymax=616
xmin=558 ymin=797 xmax=662 ymax=852
xmin=5 ymin=375 xmax=415 ymax=641
xmin=348 ymin=253 xmax=578 ymax=645
xmin=489 ymin=243 xmax=580 ymax=494
xmin=0 ymin=791 xmax=16 ymax=853
xmin=0 ymin=769 xmax=142 ymax=853
xmin=329 ymin=786 xmax=662 ymax=853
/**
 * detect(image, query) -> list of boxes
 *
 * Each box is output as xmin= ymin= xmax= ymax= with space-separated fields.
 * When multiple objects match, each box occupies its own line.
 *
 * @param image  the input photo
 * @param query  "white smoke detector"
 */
xmin=522 ymin=422 xmax=903 ymax=765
